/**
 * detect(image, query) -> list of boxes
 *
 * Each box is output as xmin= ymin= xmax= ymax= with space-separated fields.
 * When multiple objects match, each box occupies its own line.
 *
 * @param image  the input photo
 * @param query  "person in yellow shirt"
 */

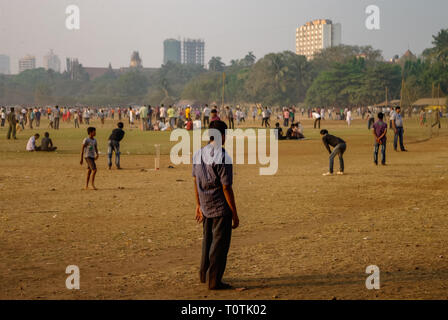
xmin=185 ymin=106 xmax=191 ymax=121
xmin=167 ymin=105 xmax=176 ymax=129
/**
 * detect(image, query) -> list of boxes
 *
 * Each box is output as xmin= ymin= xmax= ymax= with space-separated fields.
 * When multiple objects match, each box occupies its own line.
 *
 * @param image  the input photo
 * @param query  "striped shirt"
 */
xmin=192 ymin=143 xmax=233 ymax=218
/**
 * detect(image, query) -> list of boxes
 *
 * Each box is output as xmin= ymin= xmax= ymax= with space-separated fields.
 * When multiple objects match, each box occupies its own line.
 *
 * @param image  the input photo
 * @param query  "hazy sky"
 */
xmin=1 ymin=0 xmax=447 ymax=73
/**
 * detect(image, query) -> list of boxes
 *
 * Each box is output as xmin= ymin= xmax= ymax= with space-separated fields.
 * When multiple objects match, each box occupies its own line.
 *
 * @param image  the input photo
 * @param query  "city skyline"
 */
xmin=1 ymin=0 xmax=447 ymax=74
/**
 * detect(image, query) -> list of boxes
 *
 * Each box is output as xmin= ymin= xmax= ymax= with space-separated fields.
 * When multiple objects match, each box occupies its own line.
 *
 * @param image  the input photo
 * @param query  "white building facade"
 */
xmin=296 ymin=19 xmax=342 ymax=60
xmin=19 ymin=55 xmax=36 ymax=73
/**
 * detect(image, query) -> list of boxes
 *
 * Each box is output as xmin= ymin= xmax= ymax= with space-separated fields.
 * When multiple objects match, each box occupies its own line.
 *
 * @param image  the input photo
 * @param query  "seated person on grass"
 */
xmin=293 ymin=122 xmax=305 ymax=139
xmin=274 ymin=122 xmax=286 ymax=140
xmin=40 ymin=132 xmax=57 ymax=152
xmin=286 ymin=124 xmax=298 ymax=140
xmin=26 ymin=133 xmax=41 ymax=151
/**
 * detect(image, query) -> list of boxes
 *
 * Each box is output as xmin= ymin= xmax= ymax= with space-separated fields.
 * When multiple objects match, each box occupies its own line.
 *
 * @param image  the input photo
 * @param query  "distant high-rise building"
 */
xmin=19 ymin=55 xmax=36 ymax=73
xmin=296 ymin=19 xmax=341 ymax=60
xmin=130 ymin=51 xmax=142 ymax=68
xmin=182 ymin=39 xmax=205 ymax=66
xmin=43 ymin=50 xmax=61 ymax=73
xmin=164 ymin=39 xmax=181 ymax=64
xmin=0 ymin=54 xmax=10 ymax=74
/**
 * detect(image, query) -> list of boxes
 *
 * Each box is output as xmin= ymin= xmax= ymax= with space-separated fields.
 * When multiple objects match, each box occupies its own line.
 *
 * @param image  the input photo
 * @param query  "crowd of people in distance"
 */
xmin=1 ymin=103 xmax=432 ymax=138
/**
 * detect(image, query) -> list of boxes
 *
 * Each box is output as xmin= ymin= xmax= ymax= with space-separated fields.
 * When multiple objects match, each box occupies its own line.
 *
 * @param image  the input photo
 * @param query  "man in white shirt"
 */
xmin=346 ymin=109 xmax=352 ymax=126
xmin=0 ymin=108 xmax=5 ymax=127
xmin=193 ymin=116 xmax=202 ymax=130
xmin=312 ymin=110 xmax=321 ymax=129
xmin=160 ymin=105 xmax=166 ymax=123
xmin=203 ymin=104 xmax=211 ymax=128
xmin=26 ymin=133 xmax=40 ymax=151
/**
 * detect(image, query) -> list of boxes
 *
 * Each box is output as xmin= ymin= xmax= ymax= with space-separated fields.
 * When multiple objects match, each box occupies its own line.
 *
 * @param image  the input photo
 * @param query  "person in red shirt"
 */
xmin=210 ymin=108 xmax=220 ymax=122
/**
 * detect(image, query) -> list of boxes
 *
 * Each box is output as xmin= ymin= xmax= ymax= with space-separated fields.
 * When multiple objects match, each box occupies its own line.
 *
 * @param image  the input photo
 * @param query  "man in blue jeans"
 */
xmin=108 ymin=122 xmax=125 ymax=169
xmin=320 ymin=129 xmax=347 ymax=176
xmin=391 ymin=106 xmax=408 ymax=152
xmin=373 ymin=112 xmax=387 ymax=165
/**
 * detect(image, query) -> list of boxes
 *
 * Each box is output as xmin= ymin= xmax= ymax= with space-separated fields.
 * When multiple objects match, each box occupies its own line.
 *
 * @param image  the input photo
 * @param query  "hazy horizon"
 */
xmin=1 ymin=0 xmax=447 ymax=74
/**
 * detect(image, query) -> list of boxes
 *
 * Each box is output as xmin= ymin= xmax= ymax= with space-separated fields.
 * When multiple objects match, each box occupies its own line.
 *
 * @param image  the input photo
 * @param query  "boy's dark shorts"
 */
xmin=85 ymin=157 xmax=97 ymax=170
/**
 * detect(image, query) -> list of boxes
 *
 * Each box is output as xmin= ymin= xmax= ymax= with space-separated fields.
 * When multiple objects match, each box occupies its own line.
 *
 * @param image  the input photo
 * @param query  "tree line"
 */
xmin=1 ymin=29 xmax=447 ymax=107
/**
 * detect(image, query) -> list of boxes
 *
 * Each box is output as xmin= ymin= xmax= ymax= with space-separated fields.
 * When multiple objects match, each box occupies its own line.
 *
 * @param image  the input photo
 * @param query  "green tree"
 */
xmin=245 ymin=51 xmax=313 ymax=105
xmin=432 ymin=29 xmax=448 ymax=66
xmin=208 ymin=57 xmax=225 ymax=72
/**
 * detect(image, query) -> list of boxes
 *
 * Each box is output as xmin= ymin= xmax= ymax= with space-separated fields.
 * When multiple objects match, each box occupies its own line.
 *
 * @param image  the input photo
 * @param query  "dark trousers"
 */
xmin=262 ymin=117 xmax=270 ymax=128
xmin=374 ymin=142 xmax=386 ymax=164
xmin=368 ymin=118 xmax=374 ymax=130
xmin=329 ymin=143 xmax=346 ymax=173
xmin=108 ymin=140 xmax=121 ymax=168
xmin=7 ymin=124 xmax=16 ymax=139
xmin=203 ymin=116 xmax=210 ymax=128
xmin=54 ymin=117 xmax=60 ymax=129
xmin=394 ymin=127 xmax=405 ymax=151
xmin=200 ymin=214 xmax=232 ymax=289
xmin=314 ymin=118 xmax=321 ymax=129
xmin=228 ymin=118 xmax=234 ymax=129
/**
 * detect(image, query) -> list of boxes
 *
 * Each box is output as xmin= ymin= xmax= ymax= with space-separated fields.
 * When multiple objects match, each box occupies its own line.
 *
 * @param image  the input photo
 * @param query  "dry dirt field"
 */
xmin=1 ymin=117 xmax=447 ymax=300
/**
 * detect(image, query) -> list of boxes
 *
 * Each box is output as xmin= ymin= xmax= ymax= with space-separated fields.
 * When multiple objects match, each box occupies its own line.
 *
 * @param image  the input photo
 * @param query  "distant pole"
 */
xmin=222 ymin=72 xmax=226 ymax=108
xmin=385 ymin=86 xmax=388 ymax=109
xmin=400 ymin=79 xmax=405 ymax=109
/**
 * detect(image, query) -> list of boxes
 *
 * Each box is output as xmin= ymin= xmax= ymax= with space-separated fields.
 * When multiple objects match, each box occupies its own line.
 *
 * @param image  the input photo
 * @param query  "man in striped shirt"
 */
xmin=192 ymin=120 xmax=239 ymax=290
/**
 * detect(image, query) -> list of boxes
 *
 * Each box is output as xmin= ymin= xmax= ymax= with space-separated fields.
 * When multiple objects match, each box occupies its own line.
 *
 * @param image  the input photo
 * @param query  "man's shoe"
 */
xmin=209 ymin=282 xmax=232 ymax=290
xmin=381 ymin=163 xmax=386 ymax=166
xmin=374 ymin=161 xmax=378 ymax=166
xmin=401 ymin=149 xmax=408 ymax=152
xmin=116 ymin=166 xmax=122 ymax=170
xmin=108 ymin=166 xmax=112 ymax=170
xmin=322 ymin=172 xmax=333 ymax=176
xmin=336 ymin=171 xmax=344 ymax=175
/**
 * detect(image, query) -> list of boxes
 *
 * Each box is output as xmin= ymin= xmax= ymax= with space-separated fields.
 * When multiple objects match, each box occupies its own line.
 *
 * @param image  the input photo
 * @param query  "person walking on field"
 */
xmin=80 ymin=127 xmax=99 ymax=190
xmin=53 ymin=106 xmax=60 ymax=130
xmin=346 ymin=109 xmax=352 ymax=126
xmin=203 ymin=104 xmax=211 ymax=128
xmin=283 ymin=108 xmax=290 ymax=127
xmin=313 ymin=110 xmax=321 ymax=129
xmin=139 ymin=105 xmax=148 ymax=131
xmin=367 ymin=110 xmax=375 ymax=129
xmin=74 ymin=111 xmax=80 ymax=128
xmin=108 ymin=122 xmax=125 ymax=170
xmin=0 ymin=108 xmax=5 ymax=127
xmin=193 ymin=120 xmax=239 ymax=290
xmin=225 ymin=106 xmax=234 ymax=129
xmin=391 ymin=106 xmax=407 ymax=152
xmin=373 ymin=112 xmax=388 ymax=166
xmin=167 ymin=105 xmax=176 ymax=129
xmin=320 ymin=129 xmax=346 ymax=176
xmin=7 ymin=107 xmax=17 ymax=140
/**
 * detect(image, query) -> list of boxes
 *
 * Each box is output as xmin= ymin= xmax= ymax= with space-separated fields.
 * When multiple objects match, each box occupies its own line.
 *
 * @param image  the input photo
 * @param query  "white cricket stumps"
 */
xmin=154 ymin=144 xmax=160 ymax=170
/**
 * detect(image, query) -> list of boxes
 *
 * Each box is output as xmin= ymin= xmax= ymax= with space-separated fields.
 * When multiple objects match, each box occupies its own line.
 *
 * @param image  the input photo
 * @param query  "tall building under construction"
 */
xmin=182 ymin=39 xmax=205 ymax=66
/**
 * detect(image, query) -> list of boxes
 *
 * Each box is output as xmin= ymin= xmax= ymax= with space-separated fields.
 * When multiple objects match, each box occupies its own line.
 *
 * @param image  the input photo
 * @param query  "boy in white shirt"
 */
xmin=26 ymin=133 xmax=40 ymax=151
